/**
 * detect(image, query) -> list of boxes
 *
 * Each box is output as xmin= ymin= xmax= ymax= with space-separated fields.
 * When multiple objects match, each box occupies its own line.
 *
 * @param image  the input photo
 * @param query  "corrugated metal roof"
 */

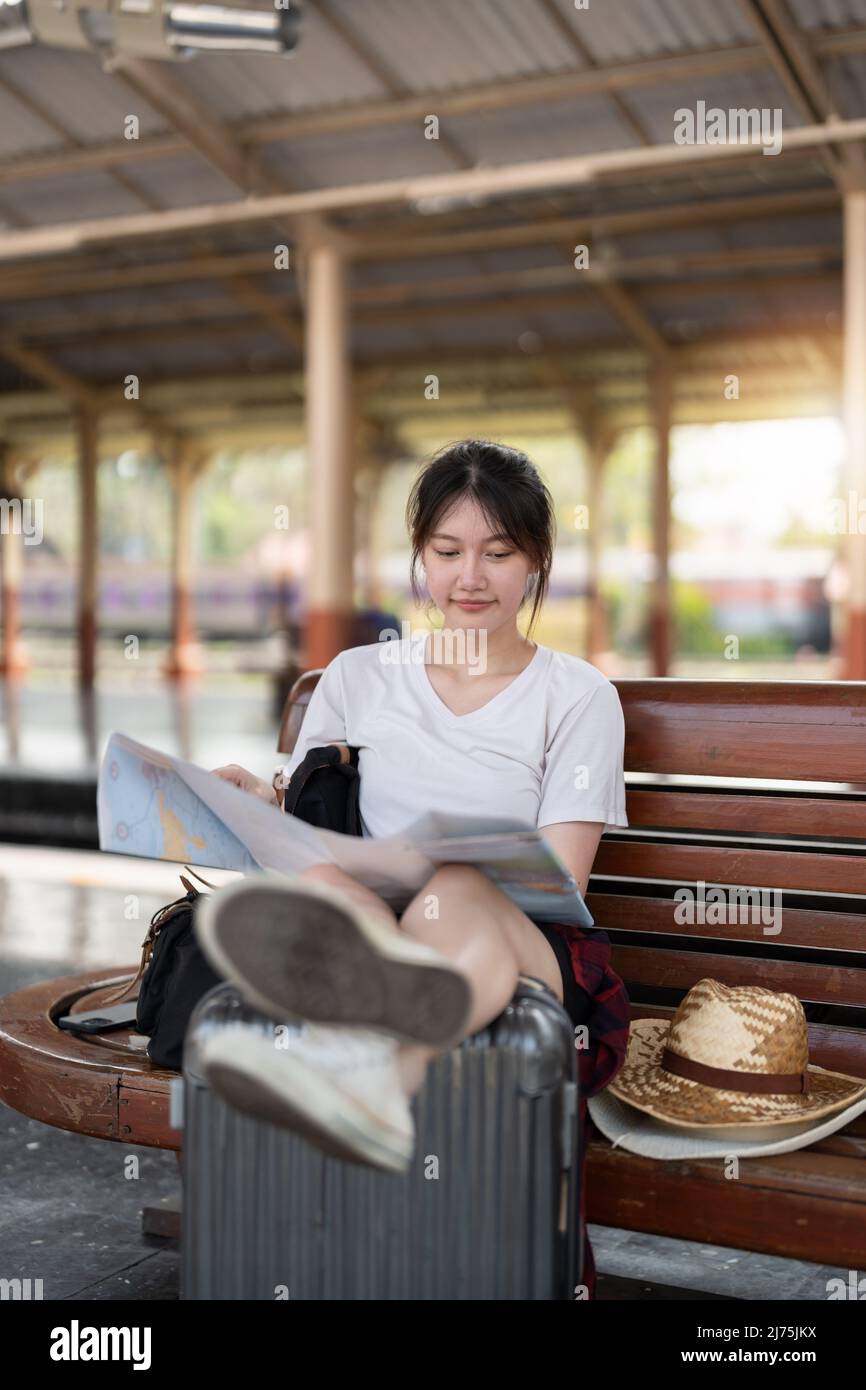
xmin=558 ymin=0 xmax=755 ymax=64
xmin=724 ymin=212 xmax=841 ymax=247
xmin=0 ymin=0 xmax=859 ymax=421
xmin=1 ymin=169 xmax=147 ymax=225
xmin=49 ymin=333 xmax=277 ymax=378
xmin=826 ymin=51 xmax=866 ymax=117
xmin=262 ymin=122 xmax=458 ymax=190
xmin=787 ymin=0 xmax=866 ymax=30
xmin=175 ymin=6 xmax=385 ymax=116
xmin=445 ymin=94 xmax=643 ymax=163
xmin=0 ymin=47 xmax=169 ymax=146
xmin=110 ymin=154 xmax=243 ymax=208
xmin=623 ymin=68 xmax=805 ymax=141
xmin=315 ymin=0 xmax=583 ymax=94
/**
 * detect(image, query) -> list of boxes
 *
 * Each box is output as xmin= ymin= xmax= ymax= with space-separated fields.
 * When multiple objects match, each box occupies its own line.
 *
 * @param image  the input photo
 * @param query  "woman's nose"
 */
xmin=458 ymin=562 xmax=485 ymax=588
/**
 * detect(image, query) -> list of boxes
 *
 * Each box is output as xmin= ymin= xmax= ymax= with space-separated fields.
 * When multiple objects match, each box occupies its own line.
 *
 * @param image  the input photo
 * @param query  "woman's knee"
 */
xmin=400 ymin=865 xmax=492 ymax=936
xmin=418 ymin=863 xmax=503 ymax=914
xmin=297 ymin=863 xmax=352 ymax=886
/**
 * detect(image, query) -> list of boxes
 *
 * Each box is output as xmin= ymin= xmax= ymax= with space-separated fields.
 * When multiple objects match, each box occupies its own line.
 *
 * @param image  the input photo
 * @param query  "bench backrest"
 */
xmin=278 ymin=673 xmax=866 ymax=1075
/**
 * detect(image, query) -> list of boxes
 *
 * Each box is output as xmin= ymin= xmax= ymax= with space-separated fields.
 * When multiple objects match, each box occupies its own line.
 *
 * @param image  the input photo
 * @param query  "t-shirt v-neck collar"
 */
xmin=410 ymin=631 xmax=545 ymax=724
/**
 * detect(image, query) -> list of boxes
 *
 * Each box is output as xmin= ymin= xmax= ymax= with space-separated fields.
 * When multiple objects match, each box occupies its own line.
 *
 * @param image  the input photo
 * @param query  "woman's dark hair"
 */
xmin=405 ymin=439 xmax=556 ymax=638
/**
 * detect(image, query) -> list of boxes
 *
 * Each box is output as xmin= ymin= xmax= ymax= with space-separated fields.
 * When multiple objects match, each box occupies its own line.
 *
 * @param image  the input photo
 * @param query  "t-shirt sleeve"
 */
xmin=276 ymin=653 xmax=348 ymax=781
xmin=537 ymin=681 xmax=629 ymax=831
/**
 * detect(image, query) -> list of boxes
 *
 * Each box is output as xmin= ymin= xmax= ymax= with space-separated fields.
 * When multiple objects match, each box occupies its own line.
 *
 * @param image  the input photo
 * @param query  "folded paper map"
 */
xmin=97 ymin=731 xmax=594 ymax=927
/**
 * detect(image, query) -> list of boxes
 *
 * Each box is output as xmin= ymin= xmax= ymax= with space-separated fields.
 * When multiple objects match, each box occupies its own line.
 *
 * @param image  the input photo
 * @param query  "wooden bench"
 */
xmin=3 ymin=672 xmax=866 ymax=1275
xmin=0 ymin=970 xmax=180 ymax=1149
xmin=282 ymin=671 xmax=866 ymax=1273
xmin=586 ymin=678 xmax=866 ymax=1271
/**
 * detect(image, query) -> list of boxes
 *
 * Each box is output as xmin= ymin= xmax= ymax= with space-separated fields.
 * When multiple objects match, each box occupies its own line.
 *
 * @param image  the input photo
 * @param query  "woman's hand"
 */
xmin=211 ymin=764 xmax=278 ymax=807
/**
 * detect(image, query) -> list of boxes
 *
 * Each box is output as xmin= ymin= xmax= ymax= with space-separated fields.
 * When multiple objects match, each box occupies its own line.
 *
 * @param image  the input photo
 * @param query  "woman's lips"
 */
xmin=453 ymin=600 xmax=493 ymax=610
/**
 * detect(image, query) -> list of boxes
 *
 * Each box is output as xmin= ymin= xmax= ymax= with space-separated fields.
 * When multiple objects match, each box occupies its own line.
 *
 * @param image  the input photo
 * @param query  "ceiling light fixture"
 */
xmin=8 ymin=0 xmax=303 ymax=59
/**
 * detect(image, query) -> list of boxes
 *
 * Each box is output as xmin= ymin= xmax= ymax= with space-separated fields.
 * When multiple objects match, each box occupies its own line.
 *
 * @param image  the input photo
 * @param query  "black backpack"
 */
xmin=132 ymin=743 xmax=361 ymax=1070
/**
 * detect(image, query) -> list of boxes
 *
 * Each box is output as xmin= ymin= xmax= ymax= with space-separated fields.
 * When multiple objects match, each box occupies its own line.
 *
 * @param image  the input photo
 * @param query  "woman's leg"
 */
xmin=296 ymin=861 xmax=563 ymax=1097
xmin=296 ymin=863 xmax=436 ymax=1094
xmin=297 ymin=862 xmax=400 ymax=931
xmin=395 ymin=863 xmax=564 ymax=1094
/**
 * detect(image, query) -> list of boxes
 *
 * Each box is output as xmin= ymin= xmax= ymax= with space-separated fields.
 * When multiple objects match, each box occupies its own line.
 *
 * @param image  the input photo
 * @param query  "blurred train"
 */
xmin=9 ymin=546 xmax=834 ymax=651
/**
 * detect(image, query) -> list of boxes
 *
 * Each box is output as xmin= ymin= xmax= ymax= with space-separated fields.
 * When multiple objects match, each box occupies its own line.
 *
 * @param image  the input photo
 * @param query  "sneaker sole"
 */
xmin=201 ymin=1031 xmax=413 ymax=1174
xmin=195 ymin=874 xmax=472 ymax=1048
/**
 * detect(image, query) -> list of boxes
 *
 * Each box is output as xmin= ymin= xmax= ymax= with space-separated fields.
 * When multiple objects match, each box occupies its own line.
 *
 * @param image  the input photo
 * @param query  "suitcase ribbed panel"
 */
xmin=181 ymin=983 xmax=581 ymax=1300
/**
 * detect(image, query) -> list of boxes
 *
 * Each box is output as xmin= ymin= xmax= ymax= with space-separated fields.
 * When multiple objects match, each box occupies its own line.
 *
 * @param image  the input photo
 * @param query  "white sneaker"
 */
xmin=194 ymin=872 xmax=472 ymax=1048
xmin=199 ymin=1021 xmax=416 ymax=1174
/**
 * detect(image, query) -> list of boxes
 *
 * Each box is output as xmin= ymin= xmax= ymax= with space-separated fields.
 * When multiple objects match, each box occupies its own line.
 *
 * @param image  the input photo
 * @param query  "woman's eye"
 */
xmin=432 ymin=549 xmax=513 ymax=559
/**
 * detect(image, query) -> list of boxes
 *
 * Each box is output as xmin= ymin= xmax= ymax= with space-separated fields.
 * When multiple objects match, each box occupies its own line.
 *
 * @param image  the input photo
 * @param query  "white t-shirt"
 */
xmin=278 ymin=635 xmax=629 ymax=839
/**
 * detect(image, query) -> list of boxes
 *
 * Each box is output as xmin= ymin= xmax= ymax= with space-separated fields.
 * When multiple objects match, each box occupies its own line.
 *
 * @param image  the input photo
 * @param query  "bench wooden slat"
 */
xmin=626 ymin=789 xmax=866 ymax=840
xmin=615 ymin=944 xmax=866 ymax=1008
xmin=588 ymin=892 xmax=866 ymax=952
xmin=615 ymin=679 xmax=866 ymax=782
xmin=586 ymin=1139 xmax=866 ymax=1267
xmin=594 ymin=839 xmax=866 ymax=895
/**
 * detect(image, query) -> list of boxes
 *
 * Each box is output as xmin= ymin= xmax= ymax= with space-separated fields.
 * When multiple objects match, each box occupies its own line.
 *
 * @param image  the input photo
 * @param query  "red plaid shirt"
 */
xmin=548 ymin=922 xmax=630 ymax=1301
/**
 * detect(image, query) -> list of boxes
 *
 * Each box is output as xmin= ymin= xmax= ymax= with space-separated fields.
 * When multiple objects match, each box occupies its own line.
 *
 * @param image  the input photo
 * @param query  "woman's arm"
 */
xmin=539 ymin=820 xmax=605 ymax=900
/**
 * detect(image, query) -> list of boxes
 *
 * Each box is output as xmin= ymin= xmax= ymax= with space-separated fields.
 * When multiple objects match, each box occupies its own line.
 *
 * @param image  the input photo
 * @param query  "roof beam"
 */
xmin=532 ymin=2 xmax=664 ymax=357
xmin=0 ymin=329 xmax=841 ymax=423
xmin=105 ymin=55 xmax=270 ymax=196
xmin=0 ymin=30 xmax=863 ymax=190
xmin=737 ymin=0 xmax=864 ymax=192
xmin=0 ymin=240 xmax=838 ymax=313
xmin=0 ymin=116 xmax=860 ymax=264
xmin=5 ymin=268 xmax=839 ymax=350
xmin=0 ymin=339 xmax=100 ymax=409
xmin=536 ymin=0 xmax=653 ymax=147
xmin=0 ymin=61 xmax=307 ymax=367
xmin=2 ymin=271 xmax=841 ymax=353
xmin=589 ymin=278 xmax=670 ymax=360
xmin=105 ymin=50 xmax=350 ymax=256
xmin=348 ymin=187 xmax=840 ymax=259
xmin=0 ymin=188 xmax=838 ymax=296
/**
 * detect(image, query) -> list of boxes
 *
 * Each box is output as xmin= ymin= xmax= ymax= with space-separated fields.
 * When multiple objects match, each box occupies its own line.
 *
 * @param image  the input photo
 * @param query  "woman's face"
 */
xmin=420 ymin=495 xmax=533 ymax=637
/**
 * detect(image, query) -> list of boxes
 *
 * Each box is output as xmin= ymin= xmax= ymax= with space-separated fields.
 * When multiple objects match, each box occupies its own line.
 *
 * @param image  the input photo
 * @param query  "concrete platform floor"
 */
xmin=0 ymin=848 xmax=851 ymax=1302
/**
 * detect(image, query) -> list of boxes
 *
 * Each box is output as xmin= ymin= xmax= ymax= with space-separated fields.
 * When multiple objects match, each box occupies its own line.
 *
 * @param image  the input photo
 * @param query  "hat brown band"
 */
xmin=661 ymin=1047 xmax=810 ymax=1095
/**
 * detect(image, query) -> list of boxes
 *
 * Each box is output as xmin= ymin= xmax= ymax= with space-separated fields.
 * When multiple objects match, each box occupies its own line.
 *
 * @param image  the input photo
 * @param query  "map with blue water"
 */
xmin=98 ymin=736 xmax=258 ymax=872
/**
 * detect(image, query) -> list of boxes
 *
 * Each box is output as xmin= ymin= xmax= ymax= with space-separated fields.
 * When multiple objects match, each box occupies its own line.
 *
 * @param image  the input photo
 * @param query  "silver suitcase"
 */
xmin=180 ymin=979 xmax=583 ymax=1300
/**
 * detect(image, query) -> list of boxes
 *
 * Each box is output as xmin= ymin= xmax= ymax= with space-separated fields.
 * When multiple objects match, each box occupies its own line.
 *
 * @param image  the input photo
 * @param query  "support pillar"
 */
xmin=843 ymin=189 xmax=866 ymax=679
xmin=77 ymin=409 xmax=98 ymax=690
xmin=649 ymin=365 xmax=673 ymax=678
xmin=304 ymin=242 xmax=355 ymax=669
xmin=355 ymin=414 xmax=390 ymax=613
xmin=162 ymin=437 xmax=208 ymax=679
xmin=0 ymin=445 xmax=29 ymax=677
xmin=586 ymin=425 xmax=614 ymax=665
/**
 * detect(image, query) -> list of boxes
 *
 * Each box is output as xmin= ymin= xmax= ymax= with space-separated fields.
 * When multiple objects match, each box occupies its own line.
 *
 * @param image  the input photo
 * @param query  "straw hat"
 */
xmin=588 ymin=978 xmax=866 ymax=1159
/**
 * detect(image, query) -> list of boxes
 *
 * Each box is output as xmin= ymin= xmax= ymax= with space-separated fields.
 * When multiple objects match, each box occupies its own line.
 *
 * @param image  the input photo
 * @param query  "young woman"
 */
xmin=195 ymin=438 xmax=630 ymax=1296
